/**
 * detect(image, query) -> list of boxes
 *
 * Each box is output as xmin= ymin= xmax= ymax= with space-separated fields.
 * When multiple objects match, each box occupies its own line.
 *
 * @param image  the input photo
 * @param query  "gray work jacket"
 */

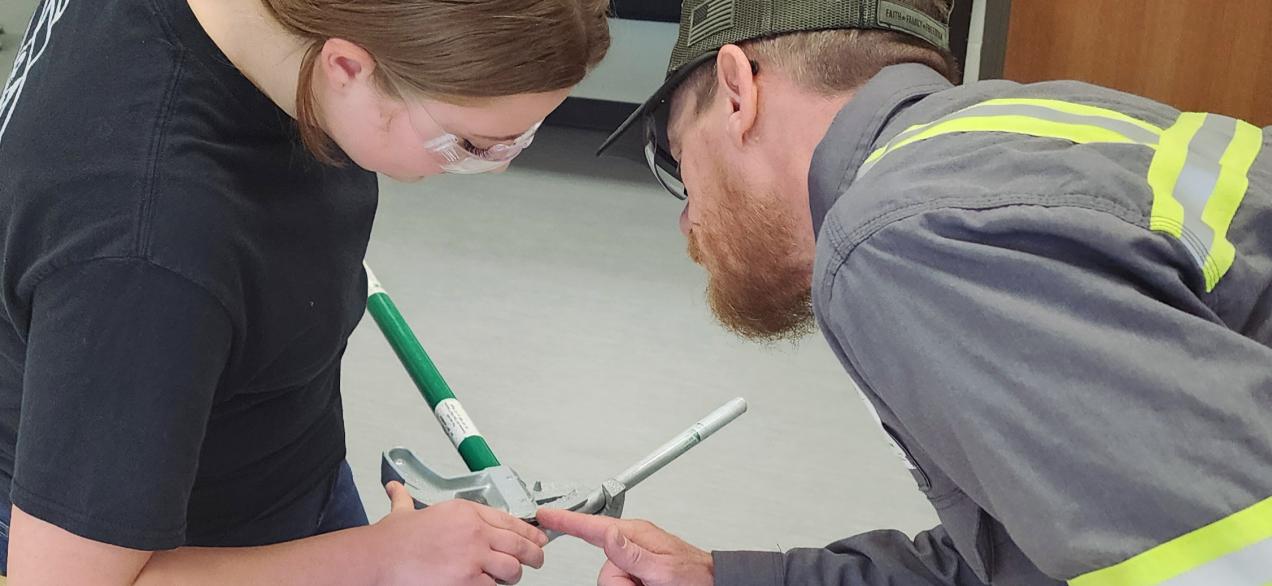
xmin=713 ymin=64 xmax=1272 ymax=585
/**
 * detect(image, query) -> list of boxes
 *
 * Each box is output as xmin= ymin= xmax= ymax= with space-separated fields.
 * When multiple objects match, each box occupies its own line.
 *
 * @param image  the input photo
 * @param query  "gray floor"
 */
xmin=2 ymin=3 xmax=938 ymax=582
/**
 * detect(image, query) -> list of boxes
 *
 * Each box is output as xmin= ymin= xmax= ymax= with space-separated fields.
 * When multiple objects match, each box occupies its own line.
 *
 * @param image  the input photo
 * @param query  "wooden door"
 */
xmin=1003 ymin=0 xmax=1272 ymax=126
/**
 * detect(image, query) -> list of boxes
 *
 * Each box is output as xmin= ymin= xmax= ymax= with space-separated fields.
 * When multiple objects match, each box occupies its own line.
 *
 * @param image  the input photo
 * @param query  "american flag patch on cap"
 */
xmin=686 ymin=0 xmax=735 ymax=46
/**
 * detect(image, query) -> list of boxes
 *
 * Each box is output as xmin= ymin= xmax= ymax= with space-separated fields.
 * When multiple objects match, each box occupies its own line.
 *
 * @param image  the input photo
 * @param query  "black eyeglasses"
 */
xmin=643 ymin=105 xmax=686 ymax=200
xmin=640 ymin=60 xmax=759 ymax=201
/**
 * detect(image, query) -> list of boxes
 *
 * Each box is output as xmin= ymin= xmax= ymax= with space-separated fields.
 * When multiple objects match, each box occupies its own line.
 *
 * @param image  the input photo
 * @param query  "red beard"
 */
xmin=686 ymin=179 xmax=814 ymax=342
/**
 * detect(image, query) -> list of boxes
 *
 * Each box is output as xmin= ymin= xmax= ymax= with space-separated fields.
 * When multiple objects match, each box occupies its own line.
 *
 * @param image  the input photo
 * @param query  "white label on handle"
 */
xmin=363 ymin=262 xmax=387 ymax=297
xmin=434 ymin=398 xmax=480 ymax=447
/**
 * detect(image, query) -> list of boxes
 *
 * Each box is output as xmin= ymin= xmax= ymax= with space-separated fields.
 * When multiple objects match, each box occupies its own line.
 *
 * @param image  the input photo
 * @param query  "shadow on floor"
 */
xmin=513 ymin=125 xmax=658 ymax=188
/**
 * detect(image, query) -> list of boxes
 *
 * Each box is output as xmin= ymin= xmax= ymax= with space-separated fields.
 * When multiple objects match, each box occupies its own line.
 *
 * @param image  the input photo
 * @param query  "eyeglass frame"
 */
xmin=642 ymin=59 xmax=760 ymax=200
xmin=412 ymin=102 xmax=543 ymax=174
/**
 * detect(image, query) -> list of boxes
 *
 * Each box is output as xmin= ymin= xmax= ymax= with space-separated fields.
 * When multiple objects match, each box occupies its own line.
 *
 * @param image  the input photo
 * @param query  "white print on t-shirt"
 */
xmin=0 ymin=0 xmax=70 ymax=146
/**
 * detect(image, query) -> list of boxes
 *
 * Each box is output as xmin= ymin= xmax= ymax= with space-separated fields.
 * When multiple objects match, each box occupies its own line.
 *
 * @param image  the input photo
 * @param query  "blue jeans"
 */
xmin=0 ymin=460 xmax=369 ymax=575
xmin=314 ymin=460 xmax=371 ymax=535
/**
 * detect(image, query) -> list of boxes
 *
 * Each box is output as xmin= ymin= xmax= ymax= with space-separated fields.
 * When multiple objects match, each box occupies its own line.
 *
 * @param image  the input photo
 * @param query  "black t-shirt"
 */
xmin=0 ymin=0 xmax=378 ymax=549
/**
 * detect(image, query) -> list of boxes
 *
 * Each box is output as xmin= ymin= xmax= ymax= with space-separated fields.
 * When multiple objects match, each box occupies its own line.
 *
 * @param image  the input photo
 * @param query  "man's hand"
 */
xmin=536 ymin=509 xmax=713 ymax=586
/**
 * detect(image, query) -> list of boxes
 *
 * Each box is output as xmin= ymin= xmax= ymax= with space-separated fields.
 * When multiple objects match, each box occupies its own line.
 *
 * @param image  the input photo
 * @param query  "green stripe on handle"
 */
xmin=364 ymin=263 xmax=501 ymax=472
xmin=456 ymin=436 xmax=497 ymax=472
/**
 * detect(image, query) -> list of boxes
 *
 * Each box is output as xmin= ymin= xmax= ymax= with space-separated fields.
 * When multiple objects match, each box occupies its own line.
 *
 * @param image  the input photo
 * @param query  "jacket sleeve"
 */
xmin=817 ymin=203 xmax=1272 ymax=581
xmin=713 ymin=525 xmax=988 ymax=586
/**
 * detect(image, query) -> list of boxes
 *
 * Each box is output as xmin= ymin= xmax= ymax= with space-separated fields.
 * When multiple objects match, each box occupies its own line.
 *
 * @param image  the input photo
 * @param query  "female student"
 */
xmin=0 ymin=0 xmax=609 ymax=583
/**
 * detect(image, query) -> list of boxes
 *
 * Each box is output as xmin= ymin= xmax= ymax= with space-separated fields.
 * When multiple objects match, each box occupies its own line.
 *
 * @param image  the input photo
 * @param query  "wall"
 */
xmin=1 ymin=0 xmax=41 ymax=75
xmin=571 ymin=18 xmax=679 ymax=104
xmin=1003 ymin=0 xmax=1272 ymax=125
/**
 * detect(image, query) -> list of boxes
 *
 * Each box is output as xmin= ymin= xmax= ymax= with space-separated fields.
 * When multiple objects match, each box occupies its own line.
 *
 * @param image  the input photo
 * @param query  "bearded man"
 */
xmin=539 ymin=1 xmax=1272 ymax=585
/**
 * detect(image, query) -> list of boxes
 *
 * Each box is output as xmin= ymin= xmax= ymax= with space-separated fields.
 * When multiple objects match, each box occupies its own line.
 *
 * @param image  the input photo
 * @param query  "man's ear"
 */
xmin=319 ymin=38 xmax=378 ymax=91
xmin=715 ymin=44 xmax=759 ymax=148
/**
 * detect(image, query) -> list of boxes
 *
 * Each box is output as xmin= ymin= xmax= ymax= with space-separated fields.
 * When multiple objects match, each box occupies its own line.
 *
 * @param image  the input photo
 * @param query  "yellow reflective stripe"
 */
xmin=865 ymin=141 xmax=895 ymax=166
xmin=865 ymin=147 xmax=886 ymax=166
xmin=867 ymin=115 xmax=1142 ymax=165
xmin=1198 ymin=120 xmax=1263 ymax=291
xmin=976 ymin=98 xmax=1165 ymax=136
xmin=861 ymin=99 xmax=1261 ymax=293
xmin=1070 ymin=496 xmax=1272 ymax=586
xmin=864 ymin=98 xmax=1164 ymax=168
xmin=865 ymin=125 xmax=922 ymax=165
xmin=1145 ymin=113 xmax=1207 ymax=239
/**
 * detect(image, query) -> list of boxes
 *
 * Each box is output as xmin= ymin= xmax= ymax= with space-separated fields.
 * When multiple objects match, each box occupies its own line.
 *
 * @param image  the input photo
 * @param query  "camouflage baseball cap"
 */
xmin=597 ymin=0 xmax=951 ymax=196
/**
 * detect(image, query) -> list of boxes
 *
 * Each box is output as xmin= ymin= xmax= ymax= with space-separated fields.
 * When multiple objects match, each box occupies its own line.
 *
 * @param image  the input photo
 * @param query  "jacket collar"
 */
xmin=808 ymin=64 xmax=954 ymax=235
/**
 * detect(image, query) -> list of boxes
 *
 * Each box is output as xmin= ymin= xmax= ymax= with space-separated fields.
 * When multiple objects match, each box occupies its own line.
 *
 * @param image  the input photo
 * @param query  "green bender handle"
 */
xmin=363 ymin=263 xmax=501 ymax=472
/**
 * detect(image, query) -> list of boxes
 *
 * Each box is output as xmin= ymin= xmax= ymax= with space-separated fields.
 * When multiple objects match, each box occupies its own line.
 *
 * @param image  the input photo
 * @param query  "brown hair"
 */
xmin=680 ymin=0 xmax=957 ymax=114
xmin=261 ymin=0 xmax=612 ymax=163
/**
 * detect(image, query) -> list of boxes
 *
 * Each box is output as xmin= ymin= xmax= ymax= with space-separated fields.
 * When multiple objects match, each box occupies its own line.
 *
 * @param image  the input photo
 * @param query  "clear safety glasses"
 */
xmin=415 ymin=104 xmax=542 ymax=175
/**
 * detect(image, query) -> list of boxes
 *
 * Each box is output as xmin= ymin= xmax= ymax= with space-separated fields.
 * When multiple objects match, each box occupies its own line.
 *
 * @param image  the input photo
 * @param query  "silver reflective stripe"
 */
xmin=857 ymin=102 xmax=1161 ymax=178
xmin=855 ymin=99 xmax=1258 ymax=292
xmin=1168 ymin=115 xmax=1237 ymax=271
xmin=1156 ymin=537 xmax=1272 ymax=586
xmin=1070 ymin=495 xmax=1272 ymax=586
